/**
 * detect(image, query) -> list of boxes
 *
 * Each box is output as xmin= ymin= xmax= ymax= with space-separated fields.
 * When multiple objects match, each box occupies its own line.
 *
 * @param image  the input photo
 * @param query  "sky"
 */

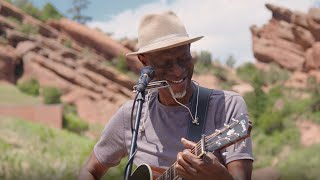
xmin=31 ymin=0 xmax=318 ymax=65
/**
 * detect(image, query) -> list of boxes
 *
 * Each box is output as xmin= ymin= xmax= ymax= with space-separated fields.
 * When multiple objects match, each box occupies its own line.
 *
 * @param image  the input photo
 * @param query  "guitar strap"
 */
xmin=187 ymin=86 xmax=212 ymax=142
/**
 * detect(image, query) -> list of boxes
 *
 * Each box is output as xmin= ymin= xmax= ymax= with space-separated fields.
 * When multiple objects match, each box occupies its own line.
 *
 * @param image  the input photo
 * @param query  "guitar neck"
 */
xmin=156 ymin=129 xmax=224 ymax=180
xmin=156 ymin=142 xmax=202 ymax=180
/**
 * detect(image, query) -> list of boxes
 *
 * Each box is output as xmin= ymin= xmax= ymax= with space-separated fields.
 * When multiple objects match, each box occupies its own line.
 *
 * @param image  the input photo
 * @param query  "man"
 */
xmin=79 ymin=11 xmax=253 ymax=180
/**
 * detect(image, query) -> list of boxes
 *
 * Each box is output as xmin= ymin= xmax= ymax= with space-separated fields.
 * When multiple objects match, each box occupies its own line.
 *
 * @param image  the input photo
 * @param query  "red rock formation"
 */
xmin=251 ymin=3 xmax=320 ymax=72
xmin=0 ymin=45 xmax=18 ymax=83
xmin=0 ymin=1 xmax=59 ymax=38
xmin=0 ymin=1 xmax=139 ymax=124
xmin=48 ymin=18 xmax=143 ymax=73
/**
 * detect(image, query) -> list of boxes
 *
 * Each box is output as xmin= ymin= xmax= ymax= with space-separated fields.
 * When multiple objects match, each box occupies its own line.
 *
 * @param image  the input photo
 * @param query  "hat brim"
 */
xmin=126 ymin=36 xmax=203 ymax=56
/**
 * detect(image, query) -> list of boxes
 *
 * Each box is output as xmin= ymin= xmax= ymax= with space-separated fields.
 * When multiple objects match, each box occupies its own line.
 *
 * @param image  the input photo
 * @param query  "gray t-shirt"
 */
xmin=94 ymin=88 xmax=254 ymax=169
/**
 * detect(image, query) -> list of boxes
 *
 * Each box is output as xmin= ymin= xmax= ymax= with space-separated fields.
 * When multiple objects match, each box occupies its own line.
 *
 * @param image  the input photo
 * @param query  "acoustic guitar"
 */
xmin=130 ymin=113 xmax=252 ymax=180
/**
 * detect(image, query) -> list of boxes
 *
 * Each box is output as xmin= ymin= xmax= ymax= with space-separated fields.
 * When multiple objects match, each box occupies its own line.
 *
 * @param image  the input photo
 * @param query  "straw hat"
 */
xmin=126 ymin=11 xmax=203 ymax=56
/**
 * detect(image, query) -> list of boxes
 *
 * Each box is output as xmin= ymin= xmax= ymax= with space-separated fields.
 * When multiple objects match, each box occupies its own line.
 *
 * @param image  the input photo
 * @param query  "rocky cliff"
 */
xmin=0 ymin=1 xmax=137 ymax=123
xmin=251 ymin=3 xmax=320 ymax=87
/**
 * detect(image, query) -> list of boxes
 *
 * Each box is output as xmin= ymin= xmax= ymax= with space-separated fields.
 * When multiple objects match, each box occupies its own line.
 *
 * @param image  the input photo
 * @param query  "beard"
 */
xmin=172 ymin=89 xmax=187 ymax=99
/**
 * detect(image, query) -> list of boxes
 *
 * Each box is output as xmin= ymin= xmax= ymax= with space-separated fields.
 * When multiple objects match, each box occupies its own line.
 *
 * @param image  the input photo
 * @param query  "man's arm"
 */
xmin=78 ymin=152 xmax=110 ymax=180
xmin=227 ymin=159 xmax=253 ymax=180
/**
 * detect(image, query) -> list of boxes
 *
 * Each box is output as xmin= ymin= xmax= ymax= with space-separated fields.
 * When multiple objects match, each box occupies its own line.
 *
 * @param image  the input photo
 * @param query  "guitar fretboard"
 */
xmin=156 ymin=130 xmax=223 ymax=180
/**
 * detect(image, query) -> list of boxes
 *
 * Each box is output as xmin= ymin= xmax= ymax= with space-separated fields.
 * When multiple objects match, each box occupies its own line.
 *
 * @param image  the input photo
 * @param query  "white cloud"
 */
xmin=87 ymin=0 xmax=314 ymax=65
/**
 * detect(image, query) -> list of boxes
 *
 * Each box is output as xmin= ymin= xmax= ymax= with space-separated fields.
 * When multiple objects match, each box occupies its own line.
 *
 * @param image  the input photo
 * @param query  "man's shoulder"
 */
xmin=204 ymin=88 xmax=245 ymax=106
xmin=206 ymin=88 xmax=242 ymax=99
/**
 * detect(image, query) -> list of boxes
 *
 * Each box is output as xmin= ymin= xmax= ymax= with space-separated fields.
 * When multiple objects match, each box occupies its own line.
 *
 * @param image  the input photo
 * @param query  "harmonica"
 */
xmin=133 ymin=80 xmax=170 ymax=92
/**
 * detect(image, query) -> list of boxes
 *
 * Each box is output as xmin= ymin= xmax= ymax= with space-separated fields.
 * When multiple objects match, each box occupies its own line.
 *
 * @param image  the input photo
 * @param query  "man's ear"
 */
xmin=137 ymin=54 xmax=147 ymax=66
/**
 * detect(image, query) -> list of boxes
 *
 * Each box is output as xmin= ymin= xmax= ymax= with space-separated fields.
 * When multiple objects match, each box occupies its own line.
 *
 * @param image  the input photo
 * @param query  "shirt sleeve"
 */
xmin=221 ymin=92 xmax=254 ymax=165
xmin=93 ymin=103 xmax=128 ymax=167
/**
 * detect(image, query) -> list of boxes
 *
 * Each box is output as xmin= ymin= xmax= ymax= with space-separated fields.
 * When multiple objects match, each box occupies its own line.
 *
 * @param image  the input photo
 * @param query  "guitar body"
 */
xmin=131 ymin=164 xmax=166 ymax=180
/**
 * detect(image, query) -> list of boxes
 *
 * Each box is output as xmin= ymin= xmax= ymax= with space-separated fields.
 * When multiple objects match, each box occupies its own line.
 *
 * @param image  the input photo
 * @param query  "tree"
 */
xmin=225 ymin=54 xmax=236 ymax=68
xmin=11 ymin=0 xmax=41 ymax=19
xmin=67 ymin=0 xmax=92 ymax=24
xmin=41 ymin=3 xmax=63 ymax=21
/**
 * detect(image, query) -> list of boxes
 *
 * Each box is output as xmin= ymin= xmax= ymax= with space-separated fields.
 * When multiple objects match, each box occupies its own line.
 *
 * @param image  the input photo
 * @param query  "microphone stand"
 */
xmin=124 ymin=90 xmax=145 ymax=180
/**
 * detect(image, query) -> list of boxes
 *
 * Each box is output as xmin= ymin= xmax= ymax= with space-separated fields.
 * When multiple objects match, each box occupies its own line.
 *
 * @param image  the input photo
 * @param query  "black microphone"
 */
xmin=135 ymin=66 xmax=155 ymax=92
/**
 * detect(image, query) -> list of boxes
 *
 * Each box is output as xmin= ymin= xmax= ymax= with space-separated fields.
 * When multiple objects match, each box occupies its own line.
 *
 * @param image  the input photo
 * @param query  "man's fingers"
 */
xmin=176 ymin=151 xmax=198 ymax=176
xmin=181 ymin=138 xmax=196 ymax=148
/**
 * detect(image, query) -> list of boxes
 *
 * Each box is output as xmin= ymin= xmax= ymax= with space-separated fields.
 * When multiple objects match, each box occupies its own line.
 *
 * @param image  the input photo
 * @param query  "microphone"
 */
xmin=135 ymin=66 xmax=155 ymax=92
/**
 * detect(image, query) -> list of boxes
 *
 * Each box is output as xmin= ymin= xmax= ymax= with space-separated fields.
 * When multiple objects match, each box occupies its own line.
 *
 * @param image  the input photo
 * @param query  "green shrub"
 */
xmin=63 ymin=103 xmax=77 ymax=115
xmin=278 ymin=144 xmax=320 ymax=180
xmin=252 ymin=127 xmax=300 ymax=168
xmin=42 ymin=86 xmax=61 ymax=104
xmin=115 ymin=55 xmax=128 ymax=72
xmin=258 ymin=111 xmax=284 ymax=134
xmin=198 ymin=51 xmax=212 ymax=66
xmin=63 ymin=113 xmax=89 ymax=134
xmin=18 ymin=1 xmax=42 ymax=19
xmin=244 ymin=74 xmax=268 ymax=121
xmin=17 ymin=78 xmax=40 ymax=96
xmin=225 ymin=54 xmax=236 ymax=68
xmin=236 ymin=62 xmax=259 ymax=83
xmin=40 ymin=3 xmax=63 ymax=21
xmin=18 ymin=24 xmax=39 ymax=35
xmin=308 ymin=77 xmax=320 ymax=113
xmin=211 ymin=64 xmax=228 ymax=81
xmin=264 ymin=63 xmax=290 ymax=84
xmin=194 ymin=51 xmax=213 ymax=74
xmin=7 ymin=16 xmax=21 ymax=25
xmin=62 ymin=39 xmax=72 ymax=48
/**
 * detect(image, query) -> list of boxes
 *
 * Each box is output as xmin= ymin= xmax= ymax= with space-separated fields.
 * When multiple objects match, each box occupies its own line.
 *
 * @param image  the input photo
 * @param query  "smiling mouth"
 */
xmin=168 ymin=77 xmax=186 ymax=84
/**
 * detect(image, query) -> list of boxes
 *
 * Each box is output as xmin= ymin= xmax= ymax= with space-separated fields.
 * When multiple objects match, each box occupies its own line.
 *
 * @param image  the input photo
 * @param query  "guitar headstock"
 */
xmin=204 ymin=113 xmax=252 ymax=152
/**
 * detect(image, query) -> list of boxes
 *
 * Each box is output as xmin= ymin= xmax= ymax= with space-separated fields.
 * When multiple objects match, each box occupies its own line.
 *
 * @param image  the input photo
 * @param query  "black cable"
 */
xmin=124 ymin=142 xmax=138 ymax=178
xmin=130 ymin=93 xmax=139 ymax=134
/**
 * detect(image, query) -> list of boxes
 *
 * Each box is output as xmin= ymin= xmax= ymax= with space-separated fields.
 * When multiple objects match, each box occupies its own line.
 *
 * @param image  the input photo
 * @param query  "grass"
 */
xmin=0 ymin=84 xmax=41 ymax=105
xmin=0 ymin=116 xmax=129 ymax=180
xmin=0 ymin=116 xmax=94 ymax=180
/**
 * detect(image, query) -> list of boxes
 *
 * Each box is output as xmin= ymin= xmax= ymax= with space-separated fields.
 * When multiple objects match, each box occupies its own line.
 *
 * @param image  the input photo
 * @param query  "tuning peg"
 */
xmin=222 ymin=151 xmax=229 ymax=156
xmin=242 ymin=139 xmax=247 ymax=148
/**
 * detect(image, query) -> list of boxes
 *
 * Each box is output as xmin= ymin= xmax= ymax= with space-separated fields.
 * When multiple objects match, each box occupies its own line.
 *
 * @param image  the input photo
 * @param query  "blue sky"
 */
xmin=31 ymin=0 xmax=159 ymax=21
xmin=31 ymin=0 xmax=318 ymax=65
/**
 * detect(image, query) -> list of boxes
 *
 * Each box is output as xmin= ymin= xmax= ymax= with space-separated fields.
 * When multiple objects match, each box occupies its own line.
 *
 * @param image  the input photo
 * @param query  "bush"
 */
xmin=225 ymin=54 xmax=236 ymax=68
xmin=62 ymin=39 xmax=72 ymax=48
xmin=9 ymin=0 xmax=63 ymax=22
xmin=40 ymin=3 xmax=63 ymax=21
xmin=252 ymin=127 xmax=300 ymax=168
xmin=42 ymin=86 xmax=61 ymax=104
xmin=263 ymin=63 xmax=290 ymax=85
xmin=258 ymin=111 xmax=284 ymax=134
xmin=236 ymin=62 xmax=259 ymax=83
xmin=17 ymin=78 xmax=40 ymax=96
xmin=244 ymin=74 xmax=268 ymax=121
xmin=194 ymin=51 xmax=213 ymax=74
xmin=211 ymin=64 xmax=228 ymax=81
xmin=63 ymin=103 xmax=77 ymax=115
xmin=18 ymin=24 xmax=39 ymax=35
xmin=279 ymin=144 xmax=320 ymax=179
xmin=308 ymin=77 xmax=320 ymax=113
xmin=114 ymin=55 xmax=128 ymax=72
xmin=63 ymin=113 xmax=89 ymax=134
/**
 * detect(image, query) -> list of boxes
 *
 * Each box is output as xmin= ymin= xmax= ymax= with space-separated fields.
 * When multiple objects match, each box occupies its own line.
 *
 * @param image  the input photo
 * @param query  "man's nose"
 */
xmin=171 ymin=63 xmax=185 ymax=77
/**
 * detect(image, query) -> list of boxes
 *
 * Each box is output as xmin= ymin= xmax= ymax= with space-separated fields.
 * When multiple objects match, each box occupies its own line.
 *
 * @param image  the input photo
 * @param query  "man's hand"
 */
xmin=175 ymin=138 xmax=233 ymax=180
